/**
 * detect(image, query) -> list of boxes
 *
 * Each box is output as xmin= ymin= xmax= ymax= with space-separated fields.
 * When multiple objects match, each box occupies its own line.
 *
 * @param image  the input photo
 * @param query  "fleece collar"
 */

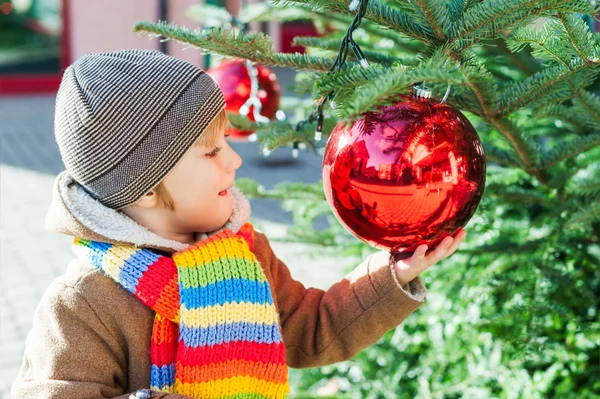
xmin=45 ymin=171 xmax=251 ymax=253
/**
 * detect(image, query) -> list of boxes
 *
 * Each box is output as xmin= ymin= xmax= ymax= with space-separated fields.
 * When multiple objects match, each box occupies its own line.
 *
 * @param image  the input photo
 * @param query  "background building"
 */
xmin=0 ymin=0 xmax=315 ymax=94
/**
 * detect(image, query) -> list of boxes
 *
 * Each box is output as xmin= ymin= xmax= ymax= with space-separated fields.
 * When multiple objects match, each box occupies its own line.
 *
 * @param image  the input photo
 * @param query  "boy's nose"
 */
xmin=227 ymin=145 xmax=242 ymax=172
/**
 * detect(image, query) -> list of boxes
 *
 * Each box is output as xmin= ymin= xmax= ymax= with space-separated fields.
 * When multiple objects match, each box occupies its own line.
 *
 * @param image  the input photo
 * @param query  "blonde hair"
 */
xmin=153 ymin=109 xmax=230 ymax=211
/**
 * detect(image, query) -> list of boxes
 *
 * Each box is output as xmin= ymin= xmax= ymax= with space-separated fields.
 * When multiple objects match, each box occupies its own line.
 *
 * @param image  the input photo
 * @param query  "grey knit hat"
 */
xmin=54 ymin=49 xmax=225 ymax=209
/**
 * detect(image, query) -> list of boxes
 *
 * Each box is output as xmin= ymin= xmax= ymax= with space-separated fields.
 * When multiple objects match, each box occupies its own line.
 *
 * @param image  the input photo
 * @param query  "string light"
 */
xmin=313 ymin=0 xmax=370 ymax=141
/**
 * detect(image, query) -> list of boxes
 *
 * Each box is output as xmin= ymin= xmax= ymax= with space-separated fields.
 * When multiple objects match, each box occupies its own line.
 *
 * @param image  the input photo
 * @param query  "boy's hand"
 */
xmin=392 ymin=228 xmax=467 ymax=286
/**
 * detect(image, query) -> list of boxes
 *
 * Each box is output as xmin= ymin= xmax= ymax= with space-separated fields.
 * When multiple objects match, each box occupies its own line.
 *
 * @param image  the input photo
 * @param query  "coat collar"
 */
xmin=45 ymin=171 xmax=251 ymax=253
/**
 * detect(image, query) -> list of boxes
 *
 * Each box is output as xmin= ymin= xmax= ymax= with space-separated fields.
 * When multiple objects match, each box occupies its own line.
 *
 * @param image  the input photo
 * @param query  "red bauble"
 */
xmin=323 ymin=94 xmax=486 ymax=255
xmin=208 ymin=60 xmax=281 ymax=139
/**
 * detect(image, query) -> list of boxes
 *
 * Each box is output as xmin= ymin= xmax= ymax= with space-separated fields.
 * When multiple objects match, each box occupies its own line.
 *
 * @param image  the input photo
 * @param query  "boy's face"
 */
xmin=161 ymin=129 xmax=242 ymax=234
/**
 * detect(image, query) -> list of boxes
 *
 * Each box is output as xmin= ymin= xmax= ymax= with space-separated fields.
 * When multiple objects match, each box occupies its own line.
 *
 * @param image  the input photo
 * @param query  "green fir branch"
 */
xmin=252 ymin=117 xmax=338 ymax=153
xmin=488 ymin=117 xmax=547 ymax=182
xmin=292 ymin=36 xmax=350 ymax=52
xmin=484 ymin=163 xmax=533 ymax=186
xmin=269 ymin=52 xmax=339 ymax=71
xmin=235 ymin=178 xmax=325 ymax=201
xmin=575 ymin=145 xmax=600 ymax=169
xmin=276 ymin=0 xmax=437 ymax=43
xmin=253 ymin=120 xmax=318 ymax=153
xmin=134 ymin=21 xmax=271 ymax=55
xmin=453 ymin=49 xmax=499 ymax=115
xmin=500 ymin=15 xmax=600 ymax=115
xmin=569 ymin=88 xmax=600 ymax=129
xmin=521 ymin=81 xmax=576 ymax=111
xmin=413 ymin=0 xmax=449 ymax=40
xmin=556 ymin=12 xmax=600 ymax=63
xmin=133 ymin=22 xmax=340 ymax=71
xmin=533 ymin=103 xmax=588 ymax=131
xmin=540 ymin=132 xmax=600 ymax=169
xmin=294 ymin=71 xmax=324 ymax=96
xmin=461 ymin=0 xmax=478 ymax=12
xmin=234 ymin=177 xmax=263 ymax=198
xmin=489 ymin=37 xmax=539 ymax=76
xmin=337 ymin=63 xmax=467 ymax=121
xmin=518 ymin=117 xmax=581 ymax=137
xmin=568 ymin=67 xmax=600 ymax=89
xmin=227 ymin=113 xmax=258 ymax=132
xmin=228 ymin=113 xmax=326 ymax=154
xmin=448 ymin=0 xmax=465 ymax=22
xmin=498 ymin=60 xmax=600 ymax=115
xmin=460 ymin=238 xmax=544 ymax=255
xmin=507 ymin=18 xmax=600 ymax=123
xmin=364 ymin=0 xmax=437 ymax=43
xmin=311 ymin=64 xmax=392 ymax=98
xmin=572 ymin=181 xmax=600 ymax=199
xmin=276 ymin=2 xmax=426 ymax=51
xmin=483 ymin=144 xmax=525 ymax=168
xmin=486 ymin=184 xmax=549 ymax=204
xmin=292 ymin=36 xmax=409 ymax=66
xmin=322 ymin=8 xmax=422 ymax=47
xmin=440 ymin=91 xmax=484 ymax=115
xmin=507 ymin=21 xmax=575 ymax=68
xmin=567 ymin=162 xmax=600 ymax=197
xmin=565 ymin=201 xmax=600 ymax=228
xmin=450 ymin=0 xmax=594 ymax=46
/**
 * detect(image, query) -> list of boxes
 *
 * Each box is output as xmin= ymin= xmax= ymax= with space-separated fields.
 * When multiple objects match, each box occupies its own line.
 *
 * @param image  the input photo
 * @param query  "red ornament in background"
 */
xmin=208 ymin=60 xmax=281 ymax=139
xmin=323 ymin=93 xmax=486 ymax=256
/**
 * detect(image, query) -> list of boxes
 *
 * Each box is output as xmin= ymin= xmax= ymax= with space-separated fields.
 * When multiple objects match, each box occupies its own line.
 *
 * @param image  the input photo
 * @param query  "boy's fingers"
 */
xmin=426 ymin=236 xmax=454 ymax=265
xmin=445 ymin=229 xmax=467 ymax=256
xmin=407 ymin=229 xmax=468 ymax=269
xmin=416 ymin=244 xmax=428 ymax=256
xmin=408 ymin=244 xmax=428 ymax=268
xmin=451 ymin=227 xmax=465 ymax=238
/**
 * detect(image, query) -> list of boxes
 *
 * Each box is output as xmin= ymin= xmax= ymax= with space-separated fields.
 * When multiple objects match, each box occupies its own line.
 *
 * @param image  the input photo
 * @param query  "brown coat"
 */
xmin=12 ymin=173 xmax=426 ymax=398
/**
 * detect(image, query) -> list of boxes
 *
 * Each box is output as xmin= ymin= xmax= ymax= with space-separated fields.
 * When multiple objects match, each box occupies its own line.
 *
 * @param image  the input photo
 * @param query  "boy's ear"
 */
xmin=132 ymin=190 xmax=160 ymax=209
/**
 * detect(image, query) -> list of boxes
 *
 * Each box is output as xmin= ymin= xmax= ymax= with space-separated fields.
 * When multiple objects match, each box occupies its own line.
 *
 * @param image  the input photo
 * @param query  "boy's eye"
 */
xmin=205 ymin=147 xmax=222 ymax=158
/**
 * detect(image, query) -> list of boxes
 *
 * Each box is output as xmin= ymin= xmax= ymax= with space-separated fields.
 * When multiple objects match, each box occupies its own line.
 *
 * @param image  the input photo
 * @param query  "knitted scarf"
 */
xmin=73 ymin=223 xmax=290 ymax=399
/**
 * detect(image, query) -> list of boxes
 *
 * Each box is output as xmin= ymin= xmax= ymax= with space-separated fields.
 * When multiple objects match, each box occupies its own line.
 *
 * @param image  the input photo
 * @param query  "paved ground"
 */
xmin=0 ymin=83 xmax=356 ymax=397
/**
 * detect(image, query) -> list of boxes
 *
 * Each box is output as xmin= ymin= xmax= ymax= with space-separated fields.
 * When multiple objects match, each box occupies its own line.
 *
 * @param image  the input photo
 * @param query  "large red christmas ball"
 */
xmin=323 ymin=94 xmax=486 ymax=255
xmin=208 ymin=60 xmax=281 ymax=139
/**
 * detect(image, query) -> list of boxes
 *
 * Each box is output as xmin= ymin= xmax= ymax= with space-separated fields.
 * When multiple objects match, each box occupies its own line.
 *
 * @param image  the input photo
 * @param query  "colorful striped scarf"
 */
xmin=73 ymin=223 xmax=289 ymax=398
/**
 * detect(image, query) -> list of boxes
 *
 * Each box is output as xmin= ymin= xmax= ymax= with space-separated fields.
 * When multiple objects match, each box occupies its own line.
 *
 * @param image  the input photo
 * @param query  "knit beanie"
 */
xmin=54 ymin=49 xmax=225 ymax=209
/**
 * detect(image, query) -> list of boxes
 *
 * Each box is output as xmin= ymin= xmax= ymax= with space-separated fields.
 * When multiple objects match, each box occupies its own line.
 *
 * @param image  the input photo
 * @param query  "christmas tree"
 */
xmin=134 ymin=1 xmax=599 ymax=397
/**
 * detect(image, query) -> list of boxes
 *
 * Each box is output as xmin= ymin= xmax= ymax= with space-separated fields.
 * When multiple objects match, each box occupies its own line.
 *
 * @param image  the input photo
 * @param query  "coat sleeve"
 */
xmin=10 ymin=280 xmax=190 ymax=399
xmin=255 ymin=232 xmax=427 ymax=369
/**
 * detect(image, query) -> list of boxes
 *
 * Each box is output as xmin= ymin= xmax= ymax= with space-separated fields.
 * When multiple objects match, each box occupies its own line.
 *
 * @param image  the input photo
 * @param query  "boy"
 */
xmin=12 ymin=50 xmax=466 ymax=399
